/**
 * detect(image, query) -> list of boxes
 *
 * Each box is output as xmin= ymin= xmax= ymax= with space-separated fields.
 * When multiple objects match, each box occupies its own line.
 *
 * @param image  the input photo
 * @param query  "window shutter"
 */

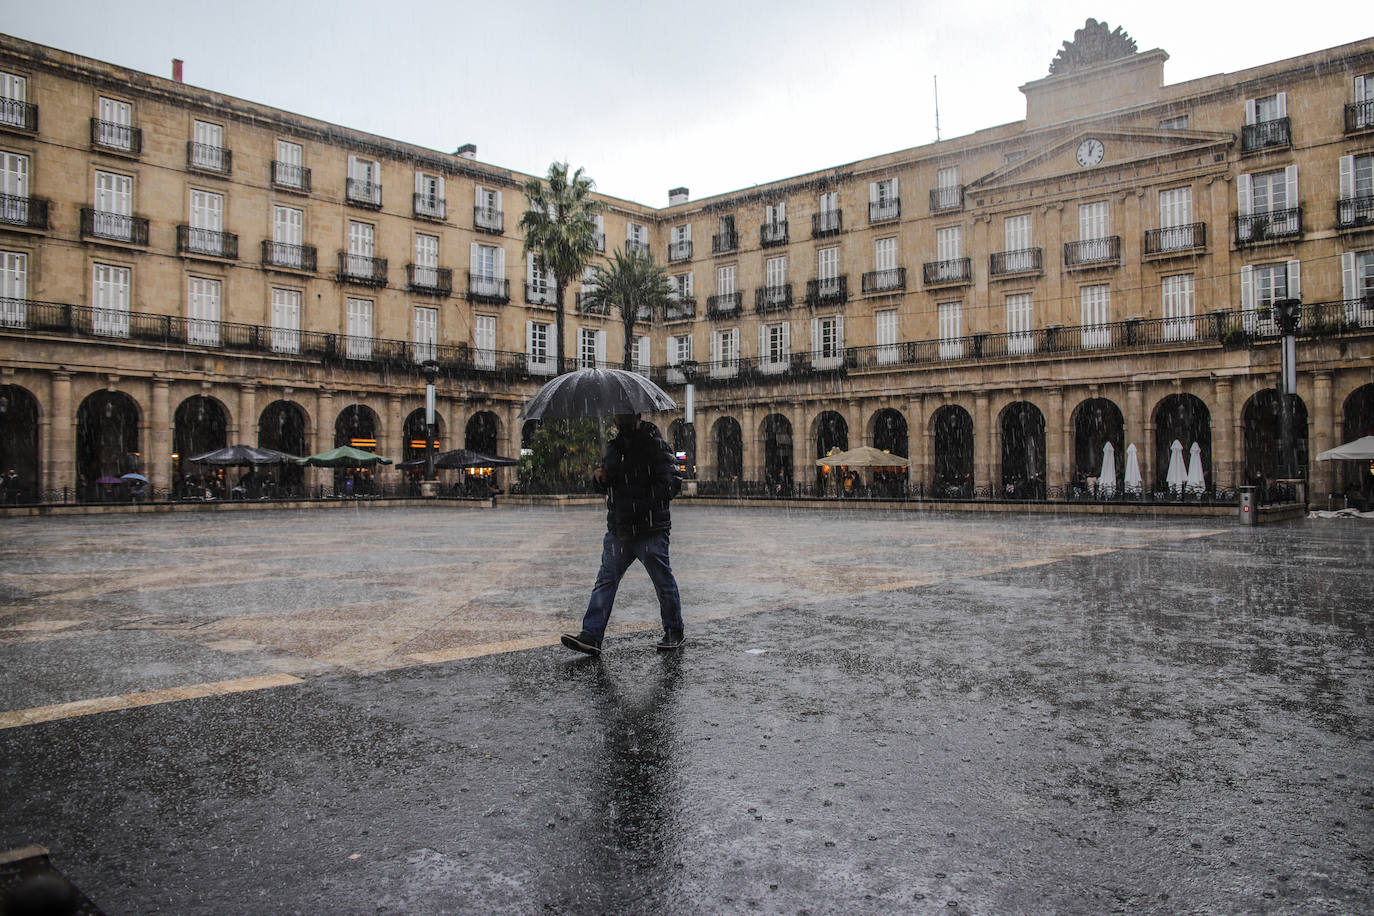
xmin=1240 ymin=265 xmax=1254 ymax=311
xmin=595 ymin=330 xmax=606 ymax=367
xmin=710 ymin=330 xmax=721 ymax=367
xmin=759 ymin=325 xmax=767 ymax=361
xmin=1339 ymin=155 xmax=1354 ymax=199
xmin=526 ymin=319 xmax=535 ymax=362
xmin=437 ymin=175 xmax=445 ymax=200
xmin=1342 ymin=252 xmax=1356 ymax=302
xmin=494 ymin=190 xmax=502 ymax=211
xmin=1286 ymin=260 xmax=1301 ymax=300
xmin=1245 ymin=98 xmax=1257 ymax=125
xmin=684 ymin=223 xmax=692 ymax=242
xmin=495 ymin=246 xmax=505 ymax=278
xmin=470 ymin=241 xmax=480 ymax=274
xmin=1357 ymin=75 xmax=1368 ymax=100
xmin=475 ymin=186 xmax=483 ymax=206
xmin=1284 ymin=165 xmax=1298 ymax=207
xmin=890 ymin=177 xmax=899 ymax=198
xmin=836 ymin=316 xmax=844 ymax=351
xmin=637 ymin=335 xmax=650 ymax=371
xmin=811 ymin=316 xmax=821 ymax=360
xmin=415 ymin=172 xmax=424 ymax=194
xmin=868 ymin=182 xmax=878 ymax=205
xmin=527 ymin=252 xmax=537 ymax=281
xmin=1275 ymin=91 xmax=1287 ymax=118
xmin=1237 ymin=174 xmax=1253 ymax=217
xmin=781 ymin=321 xmax=790 ymax=358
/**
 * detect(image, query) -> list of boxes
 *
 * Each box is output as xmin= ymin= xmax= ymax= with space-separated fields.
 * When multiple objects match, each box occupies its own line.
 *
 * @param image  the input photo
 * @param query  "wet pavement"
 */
xmin=0 ymin=505 xmax=1370 ymax=914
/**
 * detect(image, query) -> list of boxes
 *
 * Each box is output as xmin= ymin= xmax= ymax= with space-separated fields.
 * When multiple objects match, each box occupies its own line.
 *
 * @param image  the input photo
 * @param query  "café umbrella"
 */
xmin=396 ymin=448 xmax=518 ymax=470
xmin=813 ymin=446 xmax=911 ymax=468
xmin=1186 ymin=442 xmax=1207 ymax=491
xmin=188 ymin=444 xmax=300 ymax=466
xmin=1166 ymin=439 xmax=1188 ymax=490
xmin=1098 ymin=442 xmax=1117 ymax=497
xmin=518 ymin=367 xmax=676 ymax=420
xmin=1122 ymin=444 xmax=1143 ymax=493
xmin=296 ymin=446 xmax=394 ymax=468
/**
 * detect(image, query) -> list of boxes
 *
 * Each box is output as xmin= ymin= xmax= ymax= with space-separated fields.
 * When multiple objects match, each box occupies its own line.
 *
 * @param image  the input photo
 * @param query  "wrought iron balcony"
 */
xmin=625 ymin=239 xmax=649 ymax=256
xmin=1063 ymin=236 xmax=1122 ymax=267
xmin=0 ymin=98 xmax=37 ymax=133
xmin=271 ymin=161 xmax=311 ymax=193
xmin=664 ymin=298 xmax=696 ymax=322
xmin=177 ymin=225 xmax=238 ymax=259
xmin=413 ymin=194 xmax=446 ymax=221
xmin=760 ymin=221 xmax=789 ymax=248
xmin=755 ymin=284 xmax=792 ymax=313
xmin=1235 ymin=208 xmax=1301 ymax=245
xmin=187 ymin=141 xmax=232 ymax=175
xmin=0 ymin=194 xmax=49 ymax=230
xmin=869 ymin=199 xmax=900 ymax=222
xmin=468 ymin=273 xmax=509 ymax=304
xmin=80 ymin=208 xmax=148 ymax=246
xmin=337 ymin=251 xmax=387 ymax=286
xmin=989 ymin=247 xmax=1043 ymax=276
xmin=525 ymin=282 xmax=556 ymax=306
xmin=711 ymin=230 xmax=738 ymax=254
xmin=812 ymin=210 xmax=842 ymax=237
xmin=261 ymin=240 xmax=317 ymax=272
xmin=668 ymin=240 xmax=693 ymax=261
xmin=930 ymin=186 xmax=963 ymax=212
xmin=90 ymin=119 xmax=141 ymax=155
xmin=1144 ymin=223 xmax=1207 ymax=255
xmin=1241 ymin=117 xmax=1291 ymax=152
xmin=408 ymin=264 xmax=452 ymax=296
xmin=1346 ymin=100 xmax=1374 ymax=134
xmin=806 ymin=276 xmax=848 ymax=307
xmin=861 ymin=267 xmax=906 ymax=293
xmin=575 ymin=291 xmax=609 ymax=315
xmin=345 ymin=178 xmax=382 ymax=209
xmin=707 ymin=292 xmax=742 ymax=318
xmin=1337 ymin=196 xmax=1374 ymax=230
xmin=922 ymin=258 xmax=971 ymax=286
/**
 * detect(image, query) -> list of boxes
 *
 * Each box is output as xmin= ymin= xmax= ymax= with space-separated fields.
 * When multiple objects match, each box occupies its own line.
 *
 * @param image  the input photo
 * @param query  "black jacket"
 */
xmin=594 ymin=421 xmax=681 ymax=538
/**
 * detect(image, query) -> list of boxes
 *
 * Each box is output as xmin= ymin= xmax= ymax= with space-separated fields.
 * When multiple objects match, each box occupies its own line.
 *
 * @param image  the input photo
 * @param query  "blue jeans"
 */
xmin=581 ymin=530 xmax=683 ymax=641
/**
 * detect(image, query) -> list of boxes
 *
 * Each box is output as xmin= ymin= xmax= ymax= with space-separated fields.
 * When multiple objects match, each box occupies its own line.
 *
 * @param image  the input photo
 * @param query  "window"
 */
xmin=934 ymin=226 xmax=963 ymax=281
xmin=0 ymin=72 xmax=27 ymax=129
xmin=1079 ymin=284 xmax=1111 ymax=348
xmin=347 ymin=156 xmax=381 ymax=206
xmin=811 ymin=315 xmax=844 ymax=368
xmin=270 ymin=288 xmax=301 ymax=354
xmin=1076 ymin=201 xmax=1113 ymax=262
xmin=875 ymin=309 xmax=898 ymax=364
xmin=347 ymin=221 xmax=375 ymax=277
xmin=187 ymin=189 xmax=225 ymax=255
xmin=578 ymin=327 xmax=606 ymax=369
xmin=669 ymin=272 xmax=693 ymax=300
xmin=1160 ymin=114 xmax=1190 ymax=130
xmin=710 ymin=327 xmax=739 ymax=377
xmin=760 ymin=321 xmax=790 ymax=374
xmin=415 ymin=172 xmax=445 ymax=219
xmin=1161 ymin=274 xmax=1195 ymax=341
xmin=0 ymin=151 xmax=29 ymax=225
xmin=275 ymin=140 xmax=305 ymax=189
xmin=717 ymin=264 xmax=736 ymax=295
xmin=1 ymin=250 xmax=26 ymax=327
xmin=1003 ymin=214 xmax=1034 ymax=272
xmin=475 ymin=187 xmax=502 ymax=231
xmin=634 ymin=335 xmax=651 ymax=376
xmin=187 ymin=277 xmax=221 ymax=346
xmin=667 ymin=333 xmax=693 ymax=382
xmin=715 ymin=214 xmax=737 ymax=250
xmin=626 ymin=221 xmax=647 ymax=254
xmin=1341 ymin=250 xmax=1374 ymax=326
xmin=473 ymin=314 xmax=496 ymax=370
xmin=191 ymin=120 xmax=226 ymax=172
xmin=1354 ymin=74 xmax=1374 ymax=130
xmin=272 ymin=206 xmax=304 ymax=267
xmin=593 ymin=213 xmax=606 ymax=251
xmin=670 ymin=223 xmax=692 ymax=260
xmin=869 ymin=236 xmax=901 ymax=291
xmin=817 ymin=246 xmax=840 ymax=296
xmin=96 ymin=97 xmax=133 ymax=150
xmin=414 ymin=234 xmax=439 ymax=289
xmin=1244 ymin=92 xmax=1290 ymax=150
xmin=92 ymin=263 xmax=130 ymax=337
xmin=1237 ymin=166 xmax=1299 ymax=240
xmin=471 ymin=243 xmax=505 ymax=298
xmin=1006 ymin=293 xmax=1033 ymax=354
xmin=817 ymin=191 xmax=840 ymax=234
xmin=526 ymin=253 xmax=553 ymax=304
xmin=94 ymin=169 xmax=132 ymax=240
xmin=869 ymin=178 xmax=899 ymax=221
xmin=937 ymin=302 xmax=963 ymax=359
xmin=764 ymin=256 xmax=787 ymax=307
xmin=1151 ymin=186 xmax=1195 ymax=252
xmin=1241 ymin=260 xmax=1300 ymax=334
xmin=1338 ymin=154 xmax=1374 ymax=228
xmin=933 ymin=166 xmax=960 ymax=210
xmin=413 ymin=307 xmax=438 ymax=363
xmin=526 ymin=320 xmax=553 ymax=375
xmin=346 ymin=297 xmax=373 ymax=359
xmin=1247 ymin=92 xmax=1286 ymax=125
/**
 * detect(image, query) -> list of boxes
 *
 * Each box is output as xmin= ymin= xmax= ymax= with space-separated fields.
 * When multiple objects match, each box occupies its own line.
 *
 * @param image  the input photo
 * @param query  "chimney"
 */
xmin=172 ymin=59 xmax=183 ymax=83
xmin=455 ymin=143 xmax=477 ymax=160
xmin=668 ymin=187 xmax=689 ymax=206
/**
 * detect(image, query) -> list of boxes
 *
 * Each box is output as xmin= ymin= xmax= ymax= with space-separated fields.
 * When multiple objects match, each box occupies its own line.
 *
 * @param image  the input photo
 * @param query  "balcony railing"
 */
xmin=1337 ymin=196 xmax=1374 ymax=230
xmin=625 ymin=238 xmax=649 ymax=256
xmin=414 ymin=194 xmax=446 ymax=221
xmin=930 ymin=186 xmax=963 ymax=212
xmin=336 ymin=251 xmax=387 ymax=286
xmin=187 ymin=141 xmax=232 ymax=174
xmin=468 ymin=273 xmax=509 ymax=304
xmin=805 ymin=276 xmax=848 ymax=307
xmin=1063 ymin=236 xmax=1121 ymax=267
xmin=1144 ymin=223 xmax=1207 ymax=255
xmin=261 ymin=240 xmax=317 ymax=272
xmin=1241 ymin=117 xmax=1291 ymax=153
xmin=1235 ymin=208 xmax=1301 ymax=245
xmin=922 ymin=258 xmax=971 ymax=286
xmin=407 ymin=264 xmax=452 ymax=296
xmin=760 ymin=221 xmax=789 ymax=247
xmin=345 ymin=178 xmax=382 ymax=209
xmin=90 ymin=119 xmax=141 ymax=155
xmin=755 ymin=284 xmax=792 ymax=313
xmin=711 ymin=230 xmax=738 ymax=254
xmin=80 ymin=208 xmax=148 ymax=246
xmin=869 ymin=199 xmax=900 ymax=222
xmin=707 ymin=292 xmax=742 ymax=318
xmin=989 ymin=248 xmax=1043 ymax=276
xmin=575 ymin=291 xmax=609 ymax=315
xmin=177 ymin=225 xmax=238 ymax=259
xmin=668 ymin=240 xmax=693 ymax=261
xmin=0 ymin=98 xmax=38 ymax=132
xmin=1346 ymin=100 xmax=1374 ymax=134
xmin=812 ymin=210 xmax=842 ymax=237
xmin=0 ymin=194 xmax=49 ymax=230
xmin=664 ymin=298 xmax=696 ymax=321
xmin=271 ymin=161 xmax=311 ymax=193
xmin=525 ymin=282 xmax=555 ymax=306
xmin=861 ymin=267 xmax=906 ymax=293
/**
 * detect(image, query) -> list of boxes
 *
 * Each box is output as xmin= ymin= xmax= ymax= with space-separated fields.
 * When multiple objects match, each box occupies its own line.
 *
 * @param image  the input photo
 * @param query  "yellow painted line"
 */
xmin=0 ymin=672 xmax=303 ymax=730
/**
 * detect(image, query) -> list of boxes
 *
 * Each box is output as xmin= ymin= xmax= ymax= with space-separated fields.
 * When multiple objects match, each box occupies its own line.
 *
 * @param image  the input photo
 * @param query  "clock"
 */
xmin=1076 ymin=138 xmax=1105 ymax=167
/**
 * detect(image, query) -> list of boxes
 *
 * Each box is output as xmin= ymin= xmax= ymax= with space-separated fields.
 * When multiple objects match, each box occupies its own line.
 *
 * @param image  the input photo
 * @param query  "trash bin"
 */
xmin=1239 ymin=486 xmax=1256 ymax=526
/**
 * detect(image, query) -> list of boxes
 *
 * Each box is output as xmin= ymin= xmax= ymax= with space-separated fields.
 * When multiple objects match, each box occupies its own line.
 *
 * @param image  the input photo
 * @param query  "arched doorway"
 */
xmin=813 ymin=411 xmax=848 ymax=491
xmin=668 ymin=419 xmax=697 ymax=478
xmin=0 ymin=385 xmax=40 ymax=501
xmin=1243 ymin=389 xmax=1309 ymax=483
xmin=173 ymin=395 xmax=229 ymax=497
xmin=404 ymin=408 xmax=446 ymax=463
xmin=1340 ymin=384 xmax=1374 ymax=502
xmin=465 ymin=411 xmax=499 ymax=455
xmin=932 ymin=405 xmax=973 ymax=496
xmin=1154 ymin=394 xmax=1212 ymax=491
xmin=76 ymin=390 xmax=141 ymax=502
xmin=1001 ymin=402 xmax=1046 ymax=497
xmin=521 ymin=420 xmax=541 ymax=452
xmin=762 ymin=414 xmax=792 ymax=489
xmin=1072 ymin=397 xmax=1125 ymax=492
xmin=713 ymin=417 xmax=743 ymax=481
xmin=259 ymin=400 xmax=308 ymax=495
xmin=335 ymin=404 xmax=381 ymax=493
xmin=871 ymin=408 xmax=908 ymax=457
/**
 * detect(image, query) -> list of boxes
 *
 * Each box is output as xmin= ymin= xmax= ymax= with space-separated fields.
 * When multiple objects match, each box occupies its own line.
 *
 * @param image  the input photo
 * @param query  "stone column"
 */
xmin=48 ymin=370 xmax=73 ymax=497
xmin=1126 ymin=382 xmax=1145 ymax=487
xmin=974 ymin=391 xmax=991 ymax=493
xmin=791 ymin=400 xmax=809 ymax=488
xmin=909 ymin=394 xmax=928 ymax=495
xmin=238 ymin=383 xmax=257 ymax=446
xmin=314 ymin=389 xmax=334 ymax=493
xmin=1213 ymin=377 xmax=1235 ymax=488
xmin=150 ymin=378 xmax=171 ymax=494
xmin=1044 ymin=386 xmax=1065 ymax=492
xmin=385 ymin=393 xmax=402 ymax=486
xmin=1060 ymin=388 xmax=1074 ymax=487
xmin=1311 ymin=370 xmax=1334 ymax=499
xmin=846 ymin=398 xmax=865 ymax=447
xmin=741 ymin=404 xmax=757 ymax=481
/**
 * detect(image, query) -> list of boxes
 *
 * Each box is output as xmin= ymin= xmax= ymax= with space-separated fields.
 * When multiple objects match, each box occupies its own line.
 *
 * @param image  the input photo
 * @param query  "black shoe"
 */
xmin=561 ymin=631 xmax=601 ymax=656
xmin=655 ymin=629 xmax=686 ymax=651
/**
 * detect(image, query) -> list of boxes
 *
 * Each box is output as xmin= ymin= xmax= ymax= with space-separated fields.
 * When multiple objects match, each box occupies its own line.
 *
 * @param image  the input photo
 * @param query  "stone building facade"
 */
xmin=1 ymin=28 xmax=1372 ymax=501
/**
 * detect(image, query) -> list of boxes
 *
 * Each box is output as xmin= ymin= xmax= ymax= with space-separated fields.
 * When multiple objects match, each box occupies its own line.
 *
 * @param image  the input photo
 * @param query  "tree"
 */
xmin=519 ymin=163 xmax=601 ymax=374
xmin=583 ymin=247 xmax=673 ymax=370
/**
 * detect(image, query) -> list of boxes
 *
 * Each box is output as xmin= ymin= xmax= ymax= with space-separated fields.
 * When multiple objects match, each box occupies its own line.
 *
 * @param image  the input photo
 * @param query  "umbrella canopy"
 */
xmin=95 ymin=476 xmax=124 ymax=485
xmin=1099 ymin=442 xmax=1117 ymax=497
xmin=1166 ymin=439 xmax=1188 ymax=489
xmin=814 ymin=446 xmax=911 ymax=468
xmin=518 ymin=368 xmax=676 ymax=420
xmin=1315 ymin=435 xmax=1374 ymax=460
xmin=396 ymin=448 xmax=519 ymax=471
xmin=1123 ymin=443 xmax=1143 ymax=492
xmin=296 ymin=446 xmax=394 ymax=468
xmin=1186 ymin=442 xmax=1206 ymax=490
xmin=188 ymin=444 xmax=301 ymax=466
xmin=120 ymin=473 xmax=149 ymax=483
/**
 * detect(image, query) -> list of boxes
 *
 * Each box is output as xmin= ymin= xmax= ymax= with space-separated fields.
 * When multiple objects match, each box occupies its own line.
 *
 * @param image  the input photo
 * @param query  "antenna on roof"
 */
xmin=934 ymin=75 xmax=941 ymax=142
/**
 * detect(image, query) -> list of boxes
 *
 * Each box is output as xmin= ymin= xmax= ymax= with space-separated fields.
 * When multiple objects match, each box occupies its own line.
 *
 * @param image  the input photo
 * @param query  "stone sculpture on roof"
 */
xmin=1049 ymin=19 xmax=1139 ymax=75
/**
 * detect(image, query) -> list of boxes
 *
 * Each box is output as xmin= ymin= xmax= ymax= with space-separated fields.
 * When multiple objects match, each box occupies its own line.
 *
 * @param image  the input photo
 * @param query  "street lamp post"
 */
xmin=1273 ymin=297 xmax=1302 ymax=484
xmin=422 ymin=360 xmax=440 ymax=496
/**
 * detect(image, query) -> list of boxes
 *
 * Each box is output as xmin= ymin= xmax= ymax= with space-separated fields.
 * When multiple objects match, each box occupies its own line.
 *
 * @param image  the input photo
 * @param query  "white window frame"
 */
xmin=1341 ymin=250 xmax=1374 ymax=327
xmin=1079 ymin=284 xmax=1111 ymax=348
xmin=1006 ymin=293 xmax=1033 ymax=354
xmin=187 ymin=276 xmax=221 ymax=346
xmin=811 ymin=315 xmax=844 ymax=369
xmin=0 ymin=72 xmax=27 ymax=129
xmin=634 ymin=334 xmax=651 ymax=377
xmin=1003 ymin=214 xmax=1033 ymax=272
xmin=710 ymin=327 xmax=739 ymax=378
xmin=415 ymin=171 xmax=445 ymax=219
xmin=413 ymin=306 xmax=438 ymax=363
xmin=96 ymin=97 xmax=133 ymax=150
xmin=578 ymin=327 xmax=606 ymax=369
xmin=187 ymin=189 xmax=225 ymax=255
xmin=92 ymin=262 xmax=130 ymax=337
xmin=760 ymin=322 xmax=790 ymax=374
xmin=347 ymin=155 xmax=382 ymax=205
xmin=94 ymin=169 xmax=133 ymax=239
xmin=191 ymin=120 xmax=225 ymax=171
xmin=272 ymin=205 xmax=304 ymax=268
xmin=0 ymin=151 xmax=29 ymax=225
xmin=346 ymin=297 xmax=373 ymax=359
xmin=666 ymin=334 xmax=694 ymax=383
xmin=1241 ymin=261 xmax=1300 ymax=334
xmin=473 ymin=314 xmax=497 ymax=370
xmin=414 ymin=233 xmax=440 ymax=289
xmin=875 ymin=309 xmax=898 ymax=364
xmin=938 ymin=301 xmax=963 ymax=359
xmin=1161 ymin=274 xmax=1196 ymax=341
xmin=270 ymin=287 xmax=301 ymax=354
xmin=347 ymin=220 xmax=375 ymax=277
xmin=870 ymin=178 xmax=899 ymax=221
xmin=526 ymin=320 xmax=553 ymax=375
xmin=1 ymin=249 xmax=27 ymax=328
xmin=275 ymin=140 xmax=304 ymax=188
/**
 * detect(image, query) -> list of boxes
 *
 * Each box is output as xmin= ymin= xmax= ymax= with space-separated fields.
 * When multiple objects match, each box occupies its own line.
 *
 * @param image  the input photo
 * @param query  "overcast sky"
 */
xmin=5 ymin=0 xmax=1367 ymax=206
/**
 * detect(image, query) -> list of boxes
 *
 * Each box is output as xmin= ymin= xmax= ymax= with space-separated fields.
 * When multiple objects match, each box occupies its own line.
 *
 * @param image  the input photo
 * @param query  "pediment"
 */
xmin=969 ymin=128 xmax=1234 ymax=192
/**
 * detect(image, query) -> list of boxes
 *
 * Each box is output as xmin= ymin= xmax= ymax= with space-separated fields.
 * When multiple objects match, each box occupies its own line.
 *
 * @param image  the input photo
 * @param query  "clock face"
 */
xmin=1076 ymin=138 xmax=1105 ymax=167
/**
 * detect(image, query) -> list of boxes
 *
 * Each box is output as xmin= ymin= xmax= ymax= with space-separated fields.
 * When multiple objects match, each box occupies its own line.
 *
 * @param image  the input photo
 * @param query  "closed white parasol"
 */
xmin=1166 ymin=439 xmax=1188 ymax=491
xmin=1186 ymin=442 xmax=1206 ymax=491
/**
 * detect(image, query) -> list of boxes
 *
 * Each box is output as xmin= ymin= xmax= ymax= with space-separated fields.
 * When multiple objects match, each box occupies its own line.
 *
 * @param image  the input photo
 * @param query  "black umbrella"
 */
xmin=518 ymin=368 xmax=676 ymax=420
xmin=396 ymin=448 xmax=519 ymax=471
xmin=187 ymin=444 xmax=301 ymax=465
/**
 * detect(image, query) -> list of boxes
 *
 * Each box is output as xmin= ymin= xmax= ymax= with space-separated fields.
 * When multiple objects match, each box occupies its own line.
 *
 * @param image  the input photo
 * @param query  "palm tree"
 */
xmin=583 ymin=247 xmax=673 ymax=370
xmin=519 ymin=163 xmax=600 ymax=374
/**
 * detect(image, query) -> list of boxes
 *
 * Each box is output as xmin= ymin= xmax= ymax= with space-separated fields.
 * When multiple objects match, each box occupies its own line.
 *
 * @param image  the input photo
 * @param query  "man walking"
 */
xmin=561 ymin=413 xmax=684 ymax=656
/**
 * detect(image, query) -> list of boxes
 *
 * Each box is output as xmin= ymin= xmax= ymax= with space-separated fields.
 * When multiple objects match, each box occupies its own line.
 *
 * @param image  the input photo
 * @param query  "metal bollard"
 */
xmin=1239 ymin=486 xmax=1256 ymax=526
